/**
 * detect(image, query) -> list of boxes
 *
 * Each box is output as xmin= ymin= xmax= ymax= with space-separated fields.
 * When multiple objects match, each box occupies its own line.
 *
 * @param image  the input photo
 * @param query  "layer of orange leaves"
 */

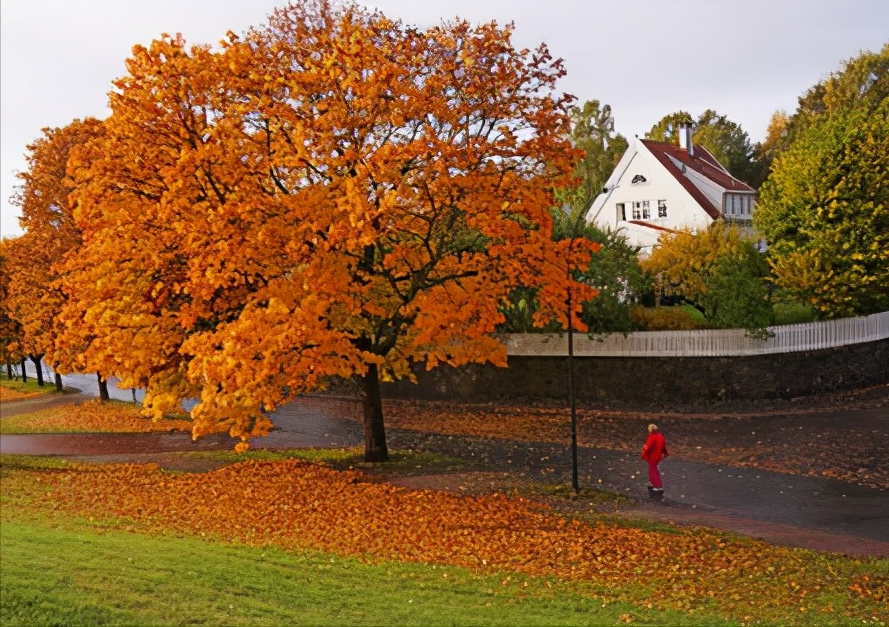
xmin=6 ymin=399 xmax=191 ymax=433
xmin=0 ymin=387 xmax=42 ymax=402
xmin=6 ymin=458 xmax=872 ymax=618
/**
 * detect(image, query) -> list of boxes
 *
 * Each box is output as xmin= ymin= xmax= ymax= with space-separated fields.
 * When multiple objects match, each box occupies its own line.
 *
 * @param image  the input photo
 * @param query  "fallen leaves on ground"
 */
xmin=3 ymin=457 xmax=880 ymax=622
xmin=1 ymin=399 xmax=191 ymax=434
xmin=0 ymin=387 xmax=42 ymax=402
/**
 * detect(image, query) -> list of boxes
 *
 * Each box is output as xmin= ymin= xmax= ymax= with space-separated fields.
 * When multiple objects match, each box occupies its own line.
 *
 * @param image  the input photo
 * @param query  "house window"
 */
xmin=616 ymin=202 xmax=626 ymax=221
xmin=642 ymin=200 xmax=650 ymax=220
xmin=658 ymin=199 xmax=667 ymax=218
xmin=632 ymin=202 xmax=642 ymax=220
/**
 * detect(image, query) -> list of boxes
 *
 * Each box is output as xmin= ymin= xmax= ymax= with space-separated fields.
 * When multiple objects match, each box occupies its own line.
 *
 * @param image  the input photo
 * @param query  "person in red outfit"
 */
xmin=641 ymin=423 xmax=669 ymax=493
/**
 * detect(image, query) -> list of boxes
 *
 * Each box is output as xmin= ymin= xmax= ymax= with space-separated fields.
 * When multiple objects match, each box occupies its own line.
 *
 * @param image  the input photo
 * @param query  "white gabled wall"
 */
xmin=585 ymin=139 xmax=716 ymax=252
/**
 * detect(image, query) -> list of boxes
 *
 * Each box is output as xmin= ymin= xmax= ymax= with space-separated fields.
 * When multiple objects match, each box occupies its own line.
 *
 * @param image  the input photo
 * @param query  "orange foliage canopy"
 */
xmin=5 ymin=119 xmax=104 ymax=370
xmin=0 ymin=240 xmax=25 ymax=367
xmin=60 ymin=0 xmax=596 ymax=457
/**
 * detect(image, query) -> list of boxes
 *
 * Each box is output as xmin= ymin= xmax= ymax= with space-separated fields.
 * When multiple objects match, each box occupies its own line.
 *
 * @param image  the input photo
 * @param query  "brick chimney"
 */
xmin=678 ymin=121 xmax=694 ymax=156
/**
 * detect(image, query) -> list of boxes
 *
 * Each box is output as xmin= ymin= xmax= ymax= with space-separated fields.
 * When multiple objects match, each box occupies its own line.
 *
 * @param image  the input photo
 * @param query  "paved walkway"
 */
xmin=375 ymin=430 xmax=889 ymax=558
xmin=2 ymin=393 xmax=887 ymax=558
xmin=0 ymin=391 xmax=90 ymax=417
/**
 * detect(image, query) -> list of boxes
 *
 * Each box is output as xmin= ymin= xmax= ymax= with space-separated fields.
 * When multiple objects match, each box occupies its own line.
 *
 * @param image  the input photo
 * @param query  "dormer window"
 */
xmin=631 ymin=174 xmax=647 ymax=184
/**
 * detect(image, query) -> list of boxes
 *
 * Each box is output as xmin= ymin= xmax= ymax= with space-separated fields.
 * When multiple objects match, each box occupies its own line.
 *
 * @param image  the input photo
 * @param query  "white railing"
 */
xmin=501 ymin=311 xmax=889 ymax=357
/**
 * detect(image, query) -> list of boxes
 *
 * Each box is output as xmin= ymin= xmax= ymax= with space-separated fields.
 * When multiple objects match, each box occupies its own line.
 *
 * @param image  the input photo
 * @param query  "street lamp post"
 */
xmin=567 ymin=279 xmax=579 ymax=493
xmin=561 ymin=203 xmax=593 ymax=495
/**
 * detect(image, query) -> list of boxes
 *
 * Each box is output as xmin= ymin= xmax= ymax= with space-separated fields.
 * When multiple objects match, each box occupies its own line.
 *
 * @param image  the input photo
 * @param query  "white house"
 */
xmin=585 ymin=123 xmax=756 ymax=256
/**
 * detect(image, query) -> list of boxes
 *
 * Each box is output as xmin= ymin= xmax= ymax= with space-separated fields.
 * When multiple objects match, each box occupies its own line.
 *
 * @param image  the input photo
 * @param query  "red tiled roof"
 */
xmin=640 ymin=140 xmax=755 ymax=221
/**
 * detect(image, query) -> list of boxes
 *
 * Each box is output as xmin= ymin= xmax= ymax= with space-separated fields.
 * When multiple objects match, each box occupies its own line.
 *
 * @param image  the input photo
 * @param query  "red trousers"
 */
xmin=648 ymin=460 xmax=663 ymax=489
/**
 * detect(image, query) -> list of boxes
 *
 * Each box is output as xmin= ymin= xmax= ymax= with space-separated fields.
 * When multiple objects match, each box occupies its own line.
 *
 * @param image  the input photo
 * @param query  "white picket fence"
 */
xmin=501 ymin=310 xmax=889 ymax=357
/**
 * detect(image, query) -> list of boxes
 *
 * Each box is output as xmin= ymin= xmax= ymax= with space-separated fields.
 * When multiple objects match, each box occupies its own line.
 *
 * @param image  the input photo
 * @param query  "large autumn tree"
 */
xmin=754 ymin=44 xmax=889 ymax=318
xmin=0 ymin=239 xmax=25 ymax=379
xmin=770 ymin=43 xmax=889 ymax=158
xmin=6 ymin=119 xmax=108 ymax=393
xmin=63 ymin=0 xmax=595 ymax=461
xmin=2 ymin=236 xmax=46 ymax=386
xmin=754 ymin=102 xmax=889 ymax=317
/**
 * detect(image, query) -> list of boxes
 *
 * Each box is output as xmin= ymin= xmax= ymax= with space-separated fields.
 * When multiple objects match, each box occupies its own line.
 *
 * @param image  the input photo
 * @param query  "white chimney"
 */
xmin=678 ymin=121 xmax=694 ymax=156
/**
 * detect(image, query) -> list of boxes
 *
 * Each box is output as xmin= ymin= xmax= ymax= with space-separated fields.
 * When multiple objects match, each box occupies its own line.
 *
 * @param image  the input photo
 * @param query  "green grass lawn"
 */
xmin=1 ymin=519 xmax=731 ymax=627
xmin=772 ymin=301 xmax=818 ymax=325
xmin=678 ymin=304 xmax=707 ymax=323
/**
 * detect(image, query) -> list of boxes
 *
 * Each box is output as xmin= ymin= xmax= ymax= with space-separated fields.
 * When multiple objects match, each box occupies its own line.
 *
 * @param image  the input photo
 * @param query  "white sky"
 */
xmin=2 ymin=0 xmax=887 ymax=240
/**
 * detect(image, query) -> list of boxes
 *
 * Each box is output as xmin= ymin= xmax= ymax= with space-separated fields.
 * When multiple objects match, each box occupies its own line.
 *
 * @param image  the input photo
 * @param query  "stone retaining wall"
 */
xmin=379 ymin=338 xmax=889 ymax=405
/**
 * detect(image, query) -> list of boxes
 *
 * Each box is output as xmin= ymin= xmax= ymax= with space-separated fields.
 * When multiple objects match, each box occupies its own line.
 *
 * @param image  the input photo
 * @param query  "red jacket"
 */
xmin=641 ymin=432 xmax=668 ymax=463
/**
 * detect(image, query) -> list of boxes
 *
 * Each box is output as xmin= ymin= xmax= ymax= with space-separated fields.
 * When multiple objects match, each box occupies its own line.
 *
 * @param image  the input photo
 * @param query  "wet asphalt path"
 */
xmin=384 ymin=428 xmax=889 ymax=556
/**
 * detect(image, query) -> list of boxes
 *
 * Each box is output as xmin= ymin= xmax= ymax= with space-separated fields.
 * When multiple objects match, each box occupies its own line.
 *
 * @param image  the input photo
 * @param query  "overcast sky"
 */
xmin=1 ymin=0 xmax=886 ymax=240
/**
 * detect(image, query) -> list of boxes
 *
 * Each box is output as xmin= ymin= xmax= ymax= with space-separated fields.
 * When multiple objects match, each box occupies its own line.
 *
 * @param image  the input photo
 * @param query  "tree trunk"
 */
xmin=30 ymin=355 xmax=45 ymax=386
xmin=361 ymin=363 xmax=389 ymax=462
xmin=54 ymin=372 xmax=63 ymax=392
xmin=5 ymin=358 xmax=12 ymax=380
xmin=97 ymin=372 xmax=110 ymax=401
xmin=21 ymin=358 xmax=27 ymax=383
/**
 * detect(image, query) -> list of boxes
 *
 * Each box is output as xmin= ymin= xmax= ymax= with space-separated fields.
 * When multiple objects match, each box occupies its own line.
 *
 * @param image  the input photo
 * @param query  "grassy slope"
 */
xmin=0 ymin=520 xmax=726 ymax=627
xmin=1 ymin=455 xmax=886 ymax=627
